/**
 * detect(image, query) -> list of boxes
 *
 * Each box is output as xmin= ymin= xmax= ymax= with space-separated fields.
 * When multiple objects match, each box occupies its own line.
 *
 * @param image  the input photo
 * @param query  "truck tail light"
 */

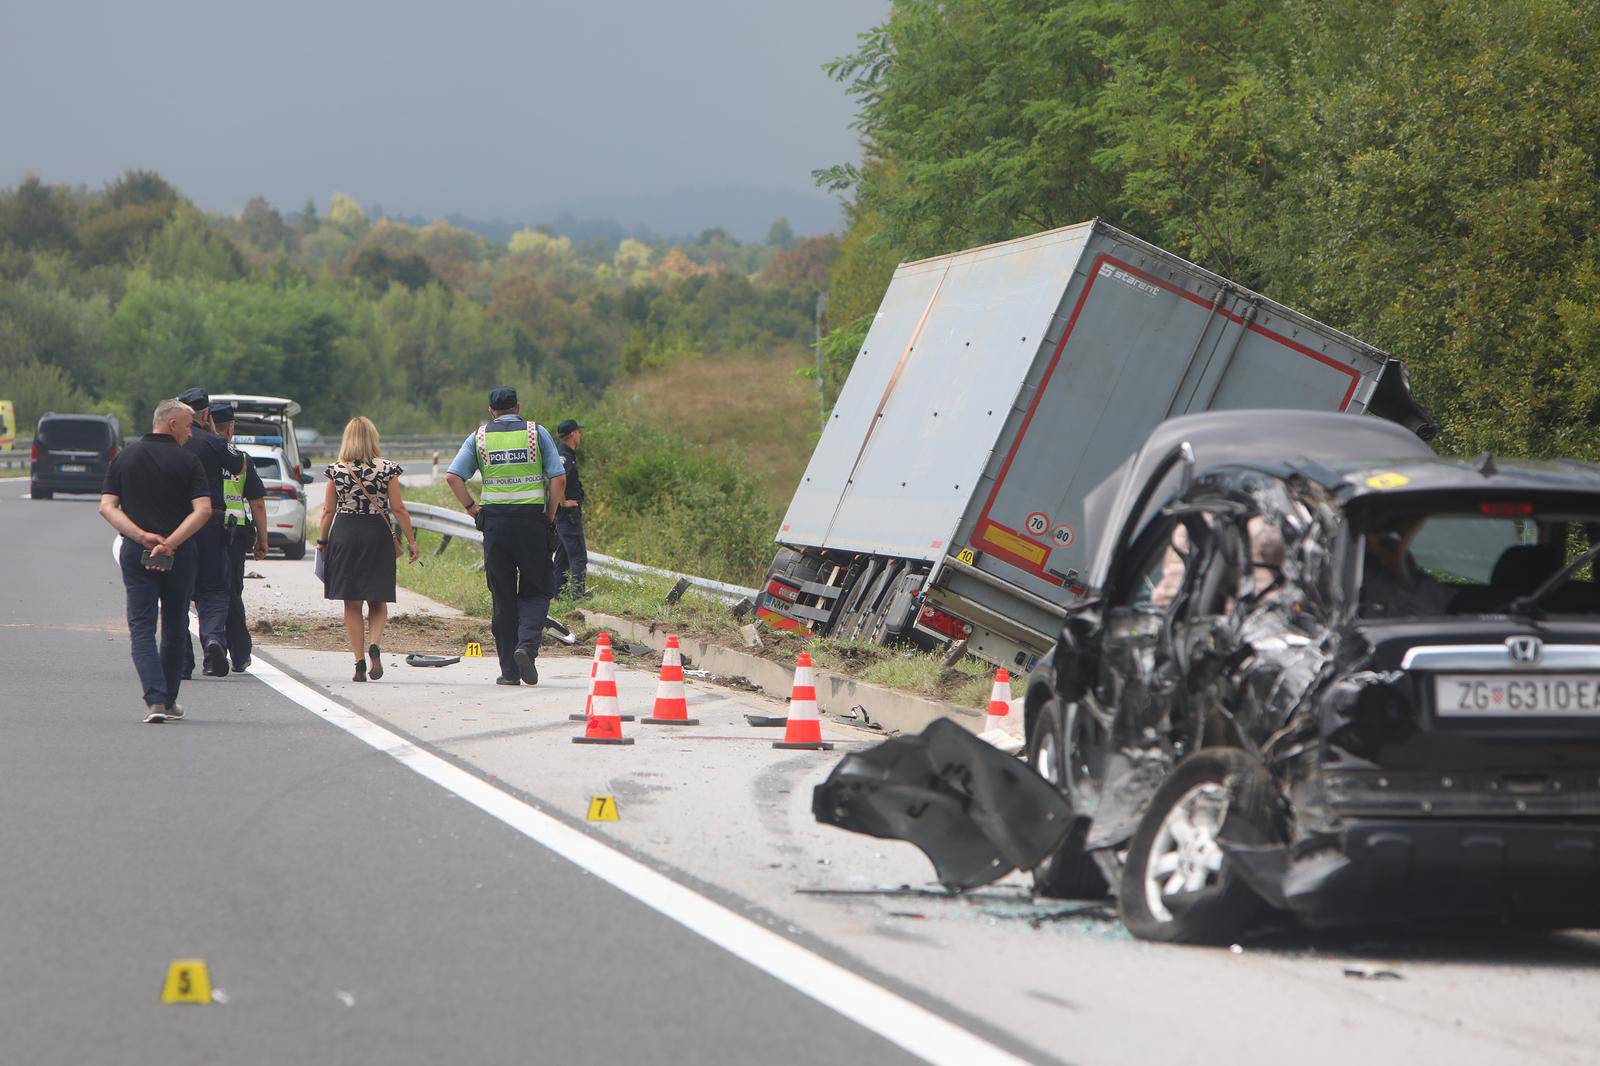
xmin=917 ymin=605 xmax=972 ymax=641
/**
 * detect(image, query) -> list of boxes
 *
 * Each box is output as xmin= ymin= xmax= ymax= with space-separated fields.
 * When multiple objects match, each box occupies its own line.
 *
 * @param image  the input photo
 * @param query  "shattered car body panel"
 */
xmin=820 ymin=411 xmax=1600 ymax=933
xmin=813 ymin=719 xmax=1073 ymax=890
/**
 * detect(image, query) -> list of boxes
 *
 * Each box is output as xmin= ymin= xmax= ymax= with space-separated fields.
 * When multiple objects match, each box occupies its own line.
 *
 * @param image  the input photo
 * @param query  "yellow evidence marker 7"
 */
xmin=586 ymin=795 xmax=619 ymax=822
xmin=161 ymin=959 xmax=214 ymax=1004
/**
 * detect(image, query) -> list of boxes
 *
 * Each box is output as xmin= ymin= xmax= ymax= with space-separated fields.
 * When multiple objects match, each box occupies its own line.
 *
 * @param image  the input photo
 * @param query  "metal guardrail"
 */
xmin=304 ymin=435 xmax=464 ymax=459
xmin=405 ymin=503 xmax=760 ymax=607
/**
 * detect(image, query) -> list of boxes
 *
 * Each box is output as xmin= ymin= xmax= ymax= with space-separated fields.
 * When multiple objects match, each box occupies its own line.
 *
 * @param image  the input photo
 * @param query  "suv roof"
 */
xmin=40 ymin=412 xmax=119 ymax=424
xmin=211 ymin=394 xmax=302 ymax=418
xmin=1319 ymin=456 xmax=1600 ymax=504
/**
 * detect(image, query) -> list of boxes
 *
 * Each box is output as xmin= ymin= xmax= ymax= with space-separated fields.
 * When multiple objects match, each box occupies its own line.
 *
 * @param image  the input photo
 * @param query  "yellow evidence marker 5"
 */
xmin=587 ymin=795 xmax=619 ymax=822
xmin=161 ymin=959 xmax=214 ymax=1004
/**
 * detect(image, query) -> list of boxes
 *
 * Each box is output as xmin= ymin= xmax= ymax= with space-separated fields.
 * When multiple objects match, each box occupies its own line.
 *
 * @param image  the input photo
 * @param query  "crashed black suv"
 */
xmin=818 ymin=410 xmax=1600 ymax=943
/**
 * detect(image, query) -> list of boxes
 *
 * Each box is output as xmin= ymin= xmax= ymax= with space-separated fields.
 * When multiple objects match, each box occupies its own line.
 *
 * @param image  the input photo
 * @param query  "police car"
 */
xmin=215 ymin=395 xmax=311 ymax=560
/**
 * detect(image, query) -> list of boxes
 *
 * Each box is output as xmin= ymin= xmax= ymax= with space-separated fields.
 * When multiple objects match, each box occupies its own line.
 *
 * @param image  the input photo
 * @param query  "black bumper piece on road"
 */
xmin=1228 ymin=819 xmax=1600 ymax=928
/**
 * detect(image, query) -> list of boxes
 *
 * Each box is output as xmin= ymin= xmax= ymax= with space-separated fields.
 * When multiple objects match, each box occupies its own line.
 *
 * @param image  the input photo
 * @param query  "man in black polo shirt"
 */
xmin=99 ymin=399 xmax=213 ymax=723
xmin=177 ymin=386 xmax=245 ymax=678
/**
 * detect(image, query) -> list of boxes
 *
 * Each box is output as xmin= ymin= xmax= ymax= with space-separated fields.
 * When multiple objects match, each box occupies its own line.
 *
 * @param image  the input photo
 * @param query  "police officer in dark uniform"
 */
xmin=208 ymin=403 xmax=270 ymax=672
xmin=552 ymin=418 xmax=590 ymax=599
xmin=177 ymin=386 xmax=246 ymax=678
xmin=443 ymin=387 xmax=567 ymax=686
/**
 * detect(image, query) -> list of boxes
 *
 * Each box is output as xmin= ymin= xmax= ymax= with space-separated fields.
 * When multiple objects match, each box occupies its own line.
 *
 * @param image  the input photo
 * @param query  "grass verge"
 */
xmin=396 ymin=525 xmax=1022 ymax=710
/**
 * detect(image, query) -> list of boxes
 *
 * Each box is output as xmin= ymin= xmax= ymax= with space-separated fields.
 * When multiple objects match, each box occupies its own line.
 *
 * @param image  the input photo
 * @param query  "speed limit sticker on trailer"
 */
xmin=1052 ymin=523 xmax=1075 ymax=548
xmin=1025 ymin=511 xmax=1050 ymax=537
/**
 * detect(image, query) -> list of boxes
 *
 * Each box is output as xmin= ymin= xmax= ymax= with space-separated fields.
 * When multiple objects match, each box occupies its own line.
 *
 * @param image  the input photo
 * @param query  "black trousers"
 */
xmin=119 ymin=538 xmax=197 ymax=708
xmin=185 ymin=524 xmax=253 ymax=674
xmin=190 ymin=522 xmax=229 ymax=653
xmin=553 ymin=508 xmax=588 ymax=595
xmin=482 ymin=510 xmax=553 ymax=680
xmin=225 ymin=525 xmax=252 ymax=668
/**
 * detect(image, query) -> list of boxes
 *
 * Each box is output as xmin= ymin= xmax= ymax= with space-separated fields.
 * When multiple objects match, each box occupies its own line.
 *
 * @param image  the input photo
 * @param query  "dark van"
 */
xmin=31 ymin=413 xmax=123 ymax=499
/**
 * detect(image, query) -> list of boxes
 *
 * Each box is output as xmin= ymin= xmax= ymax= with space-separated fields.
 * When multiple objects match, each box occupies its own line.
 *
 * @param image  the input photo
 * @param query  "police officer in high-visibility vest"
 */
xmin=210 ymin=404 xmax=269 ymax=671
xmin=444 ymin=387 xmax=567 ymax=686
xmin=177 ymin=386 xmax=246 ymax=678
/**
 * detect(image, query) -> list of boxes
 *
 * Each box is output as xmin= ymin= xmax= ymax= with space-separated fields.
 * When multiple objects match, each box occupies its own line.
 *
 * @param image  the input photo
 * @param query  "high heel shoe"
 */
xmin=368 ymin=643 xmax=383 ymax=680
xmin=353 ymin=659 xmax=367 ymax=682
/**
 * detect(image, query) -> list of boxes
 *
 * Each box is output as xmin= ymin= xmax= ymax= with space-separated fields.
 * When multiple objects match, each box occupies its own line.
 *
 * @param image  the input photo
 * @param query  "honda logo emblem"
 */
xmin=1506 ymin=636 xmax=1543 ymax=666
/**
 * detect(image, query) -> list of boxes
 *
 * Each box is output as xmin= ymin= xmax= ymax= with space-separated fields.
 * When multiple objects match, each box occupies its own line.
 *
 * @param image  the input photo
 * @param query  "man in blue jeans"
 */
xmin=99 ymin=399 xmax=213 ymax=723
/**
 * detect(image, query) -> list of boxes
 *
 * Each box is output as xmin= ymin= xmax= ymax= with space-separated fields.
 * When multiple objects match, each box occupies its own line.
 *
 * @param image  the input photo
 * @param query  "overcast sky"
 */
xmin=0 ymin=0 xmax=885 ymax=237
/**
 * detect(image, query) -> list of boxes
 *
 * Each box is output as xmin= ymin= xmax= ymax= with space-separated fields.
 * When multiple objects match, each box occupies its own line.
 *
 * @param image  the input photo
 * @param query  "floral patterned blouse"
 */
xmin=326 ymin=459 xmax=403 ymax=515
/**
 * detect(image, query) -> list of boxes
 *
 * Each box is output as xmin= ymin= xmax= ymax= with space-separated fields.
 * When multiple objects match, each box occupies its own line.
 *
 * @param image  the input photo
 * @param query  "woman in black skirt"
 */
xmin=317 ymin=416 xmax=419 ymax=681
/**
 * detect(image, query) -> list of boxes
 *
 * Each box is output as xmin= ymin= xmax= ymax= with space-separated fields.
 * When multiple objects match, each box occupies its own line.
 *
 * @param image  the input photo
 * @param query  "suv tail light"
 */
xmin=31 ymin=442 xmax=39 ymax=463
xmin=266 ymin=485 xmax=299 ymax=500
xmin=917 ymin=604 xmax=973 ymax=641
xmin=106 ymin=446 xmax=118 ymax=462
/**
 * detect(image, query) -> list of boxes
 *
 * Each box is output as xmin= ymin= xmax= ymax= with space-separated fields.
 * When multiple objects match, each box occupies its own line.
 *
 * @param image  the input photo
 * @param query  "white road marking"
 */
xmin=243 ymin=654 xmax=1035 ymax=1066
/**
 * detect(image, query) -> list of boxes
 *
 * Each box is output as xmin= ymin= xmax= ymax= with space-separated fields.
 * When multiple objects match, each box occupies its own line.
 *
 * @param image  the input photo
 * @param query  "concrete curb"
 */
xmin=579 ymin=611 xmax=984 ymax=737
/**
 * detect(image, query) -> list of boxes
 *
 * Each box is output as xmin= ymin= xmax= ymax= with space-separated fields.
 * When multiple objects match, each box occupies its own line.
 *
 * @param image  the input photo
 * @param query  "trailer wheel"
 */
xmin=1028 ymin=699 xmax=1108 ymax=900
xmin=1117 ymin=748 xmax=1274 ymax=943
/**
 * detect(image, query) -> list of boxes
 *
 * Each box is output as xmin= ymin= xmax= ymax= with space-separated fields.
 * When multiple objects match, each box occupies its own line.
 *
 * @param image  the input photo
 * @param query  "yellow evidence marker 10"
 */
xmin=161 ymin=959 xmax=214 ymax=1004
xmin=586 ymin=795 xmax=619 ymax=822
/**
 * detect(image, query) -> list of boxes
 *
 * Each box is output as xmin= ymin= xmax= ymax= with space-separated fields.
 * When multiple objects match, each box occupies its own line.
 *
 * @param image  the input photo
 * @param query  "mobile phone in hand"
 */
xmin=140 ymin=548 xmax=175 ymax=571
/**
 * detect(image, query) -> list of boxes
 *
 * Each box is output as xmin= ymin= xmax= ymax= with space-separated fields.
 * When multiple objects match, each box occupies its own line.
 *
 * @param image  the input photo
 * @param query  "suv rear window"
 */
xmin=38 ymin=418 xmax=112 ymax=451
xmin=249 ymin=455 xmax=285 ymax=480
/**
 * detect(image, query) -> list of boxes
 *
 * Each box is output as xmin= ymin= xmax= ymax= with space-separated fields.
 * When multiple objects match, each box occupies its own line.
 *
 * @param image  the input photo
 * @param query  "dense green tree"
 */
xmin=0 ymin=176 xmax=78 ymax=253
xmin=348 ymin=245 xmax=438 ymax=292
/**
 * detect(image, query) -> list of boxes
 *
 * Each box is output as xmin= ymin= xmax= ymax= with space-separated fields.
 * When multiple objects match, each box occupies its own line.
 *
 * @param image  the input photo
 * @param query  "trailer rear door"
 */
xmin=957 ymin=236 xmax=1388 ymax=600
xmin=778 ymin=225 xmax=1095 ymax=560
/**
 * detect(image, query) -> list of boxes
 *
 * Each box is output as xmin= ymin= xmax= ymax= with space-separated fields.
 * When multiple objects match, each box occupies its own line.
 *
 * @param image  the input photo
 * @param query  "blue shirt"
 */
xmin=447 ymin=416 xmax=565 ymax=482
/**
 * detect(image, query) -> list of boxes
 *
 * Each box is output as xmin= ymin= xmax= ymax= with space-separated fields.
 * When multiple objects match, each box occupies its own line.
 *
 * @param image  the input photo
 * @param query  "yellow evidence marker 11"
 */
xmin=586 ymin=795 xmax=619 ymax=822
xmin=161 ymin=959 xmax=214 ymax=1004
xmin=464 ymin=642 xmax=483 ymax=657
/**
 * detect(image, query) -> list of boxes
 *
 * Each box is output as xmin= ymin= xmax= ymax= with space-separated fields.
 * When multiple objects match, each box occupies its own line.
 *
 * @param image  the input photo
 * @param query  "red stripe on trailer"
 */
xmin=971 ymin=253 xmax=1362 ymax=585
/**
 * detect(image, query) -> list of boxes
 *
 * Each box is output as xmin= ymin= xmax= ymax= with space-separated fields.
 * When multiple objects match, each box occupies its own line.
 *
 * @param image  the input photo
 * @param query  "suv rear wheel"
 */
xmin=1029 ymin=699 xmax=1108 ymax=899
xmin=1118 ymin=748 xmax=1274 ymax=943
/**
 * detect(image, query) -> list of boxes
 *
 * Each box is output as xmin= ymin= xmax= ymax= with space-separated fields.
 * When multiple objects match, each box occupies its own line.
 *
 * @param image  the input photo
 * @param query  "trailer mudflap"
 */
xmin=812 ymin=719 xmax=1074 ymax=890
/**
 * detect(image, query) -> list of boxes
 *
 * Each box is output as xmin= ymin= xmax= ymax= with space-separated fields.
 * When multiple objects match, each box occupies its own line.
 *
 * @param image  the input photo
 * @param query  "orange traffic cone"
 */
xmin=569 ymin=633 xmax=633 ymax=722
xmin=773 ymin=652 xmax=832 ymax=751
xmin=573 ymin=643 xmax=634 ymax=745
xmin=984 ymin=669 xmax=1012 ymax=732
xmin=643 ymin=635 xmax=698 ymax=725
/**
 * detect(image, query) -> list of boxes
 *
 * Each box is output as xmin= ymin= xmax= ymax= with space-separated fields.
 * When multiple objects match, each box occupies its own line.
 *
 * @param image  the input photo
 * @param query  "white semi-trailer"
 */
xmin=757 ymin=220 xmax=1434 ymax=670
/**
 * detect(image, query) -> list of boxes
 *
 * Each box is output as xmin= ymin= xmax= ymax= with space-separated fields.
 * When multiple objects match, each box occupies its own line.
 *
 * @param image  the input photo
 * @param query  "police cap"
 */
xmin=488 ymin=386 xmax=518 ymax=411
xmin=178 ymin=387 xmax=210 ymax=412
xmin=556 ymin=419 xmax=582 ymax=437
xmin=208 ymin=402 xmax=236 ymax=425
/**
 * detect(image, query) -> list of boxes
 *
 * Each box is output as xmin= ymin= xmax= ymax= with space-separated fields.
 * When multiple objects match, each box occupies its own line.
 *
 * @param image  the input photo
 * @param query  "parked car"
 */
xmin=30 ymin=413 xmax=123 ymax=499
xmin=817 ymin=410 xmax=1600 ymax=942
xmin=239 ymin=443 xmax=308 ymax=559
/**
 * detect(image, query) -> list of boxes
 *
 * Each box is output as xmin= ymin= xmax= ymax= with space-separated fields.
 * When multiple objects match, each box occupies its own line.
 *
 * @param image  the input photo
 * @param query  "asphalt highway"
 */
xmin=0 ymin=480 xmax=943 ymax=1066
xmin=16 ymin=477 xmax=1600 ymax=1066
